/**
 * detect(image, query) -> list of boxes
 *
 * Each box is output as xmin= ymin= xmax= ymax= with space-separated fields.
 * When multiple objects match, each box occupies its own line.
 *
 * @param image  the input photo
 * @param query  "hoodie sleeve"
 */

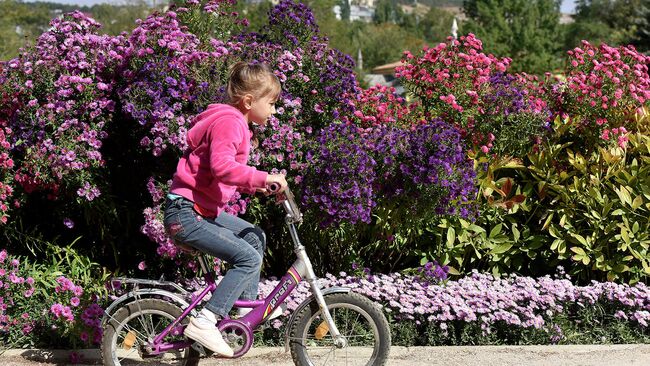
xmin=208 ymin=117 xmax=268 ymax=190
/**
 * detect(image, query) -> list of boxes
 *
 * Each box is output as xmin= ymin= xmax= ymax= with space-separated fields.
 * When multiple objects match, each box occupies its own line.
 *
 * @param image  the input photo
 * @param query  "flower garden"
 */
xmin=1 ymin=0 xmax=650 ymax=355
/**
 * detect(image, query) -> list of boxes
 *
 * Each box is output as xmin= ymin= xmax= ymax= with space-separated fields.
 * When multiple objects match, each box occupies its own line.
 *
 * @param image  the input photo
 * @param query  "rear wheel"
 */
xmin=101 ymin=298 xmax=201 ymax=366
xmin=288 ymin=292 xmax=391 ymax=366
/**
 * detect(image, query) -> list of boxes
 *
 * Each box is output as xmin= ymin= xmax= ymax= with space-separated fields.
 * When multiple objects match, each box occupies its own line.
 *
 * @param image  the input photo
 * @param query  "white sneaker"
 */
xmin=236 ymin=303 xmax=286 ymax=320
xmin=184 ymin=317 xmax=234 ymax=357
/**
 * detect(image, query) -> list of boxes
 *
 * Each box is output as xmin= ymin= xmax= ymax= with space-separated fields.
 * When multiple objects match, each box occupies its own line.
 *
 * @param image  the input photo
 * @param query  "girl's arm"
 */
xmin=209 ymin=120 xmax=268 ymax=191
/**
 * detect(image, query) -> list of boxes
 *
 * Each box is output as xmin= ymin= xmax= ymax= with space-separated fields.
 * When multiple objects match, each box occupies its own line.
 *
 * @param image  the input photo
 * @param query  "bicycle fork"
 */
xmin=287 ymin=225 xmax=347 ymax=348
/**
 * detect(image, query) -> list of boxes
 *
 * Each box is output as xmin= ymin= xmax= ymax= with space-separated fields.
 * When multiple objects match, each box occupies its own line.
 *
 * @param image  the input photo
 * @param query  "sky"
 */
xmin=23 ymin=0 xmax=579 ymax=13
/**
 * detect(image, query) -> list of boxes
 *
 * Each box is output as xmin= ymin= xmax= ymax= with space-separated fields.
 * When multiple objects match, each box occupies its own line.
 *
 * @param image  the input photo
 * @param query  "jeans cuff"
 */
xmin=203 ymin=303 xmax=227 ymax=318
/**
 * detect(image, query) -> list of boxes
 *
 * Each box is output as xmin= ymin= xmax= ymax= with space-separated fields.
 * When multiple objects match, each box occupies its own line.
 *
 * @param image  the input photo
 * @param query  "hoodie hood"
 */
xmin=187 ymin=104 xmax=245 ymax=150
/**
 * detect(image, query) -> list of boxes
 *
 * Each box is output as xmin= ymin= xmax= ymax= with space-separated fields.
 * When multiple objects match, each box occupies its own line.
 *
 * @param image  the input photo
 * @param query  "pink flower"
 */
xmin=73 ymin=286 xmax=83 ymax=297
xmin=617 ymin=135 xmax=629 ymax=149
xmin=601 ymin=129 xmax=610 ymax=140
xmin=138 ymin=261 xmax=147 ymax=270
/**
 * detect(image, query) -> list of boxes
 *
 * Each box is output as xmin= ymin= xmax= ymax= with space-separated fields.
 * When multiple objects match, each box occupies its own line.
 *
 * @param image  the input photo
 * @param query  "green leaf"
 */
xmin=569 ymin=233 xmax=589 ymax=247
xmin=632 ymin=195 xmax=643 ymax=210
xmin=468 ymin=224 xmax=486 ymax=234
xmin=513 ymin=226 xmax=520 ymax=242
xmin=542 ymin=213 xmax=554 ymax=230
xmin=491 ymin=243 xmax=513 ymax=254
xmin=616 ymin=186 xmax=632 ymax=206
xmin=548 ymin=225 xmax=560 ymax=239
xmin=446 ymin=227 xmax=455 ymax=248
xmin=551 ymin=239 xmax=562 ymax=251
xmin=621 ymin=228 xmax=631 ymax=245
xmin=570 ymin=247 xmax=586 ymax=256
xmin=612 ymin=264 xmax=630 ymax=273
xmin=489 ymin=224 xmax=503 ymax=239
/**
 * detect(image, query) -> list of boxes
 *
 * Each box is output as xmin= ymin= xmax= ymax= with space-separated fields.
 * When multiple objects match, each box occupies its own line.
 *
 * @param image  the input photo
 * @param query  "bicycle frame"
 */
xmin=138 ymin=187 xmax=346 ymax=358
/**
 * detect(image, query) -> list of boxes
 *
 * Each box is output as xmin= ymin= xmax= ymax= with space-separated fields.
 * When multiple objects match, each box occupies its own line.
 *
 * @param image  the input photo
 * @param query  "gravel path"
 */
xmin=3 ymin=344 xmax=650 ymax=366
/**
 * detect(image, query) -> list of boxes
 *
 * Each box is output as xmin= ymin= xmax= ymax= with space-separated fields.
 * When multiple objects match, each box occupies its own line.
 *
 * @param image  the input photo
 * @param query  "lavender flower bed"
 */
xmin=247 ymin=269 xmax=650 ymax=345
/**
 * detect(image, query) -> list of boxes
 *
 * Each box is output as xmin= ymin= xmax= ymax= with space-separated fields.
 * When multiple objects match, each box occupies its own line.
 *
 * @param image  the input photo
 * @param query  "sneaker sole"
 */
xmin=184 ymin=323 xmax=234 ymax=358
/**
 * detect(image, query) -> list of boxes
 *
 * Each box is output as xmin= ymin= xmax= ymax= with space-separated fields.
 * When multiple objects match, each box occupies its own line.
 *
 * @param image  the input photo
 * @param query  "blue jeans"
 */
xmin=163 ymin=197 xmax=265 ymax=317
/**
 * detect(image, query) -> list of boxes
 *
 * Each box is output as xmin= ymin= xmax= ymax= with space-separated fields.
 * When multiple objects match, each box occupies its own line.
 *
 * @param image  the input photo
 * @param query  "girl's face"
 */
xmin=248 ymin=94 xmax=277 ymax=126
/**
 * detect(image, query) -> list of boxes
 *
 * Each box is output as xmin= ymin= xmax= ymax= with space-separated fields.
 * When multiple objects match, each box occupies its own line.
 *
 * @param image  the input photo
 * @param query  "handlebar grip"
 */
xmin=267 ymin=182 xmax=281 ymax=194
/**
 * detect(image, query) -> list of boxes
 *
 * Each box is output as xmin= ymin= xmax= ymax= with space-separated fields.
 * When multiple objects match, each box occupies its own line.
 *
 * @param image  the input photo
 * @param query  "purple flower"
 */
xmin=63 ymin=218 xmax=74 ymax=229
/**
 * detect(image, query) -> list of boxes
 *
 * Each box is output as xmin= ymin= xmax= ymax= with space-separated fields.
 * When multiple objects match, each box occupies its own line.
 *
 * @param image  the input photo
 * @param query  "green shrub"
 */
xmin=0 ymin=245 xmax=109 ymax=348
xmin=421 ymin=115 xmax=650 ymax=283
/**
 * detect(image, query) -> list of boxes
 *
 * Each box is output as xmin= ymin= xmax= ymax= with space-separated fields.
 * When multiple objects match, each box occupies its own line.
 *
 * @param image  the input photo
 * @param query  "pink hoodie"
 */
xmin=170 ymin=104 xmax=268 ymax=216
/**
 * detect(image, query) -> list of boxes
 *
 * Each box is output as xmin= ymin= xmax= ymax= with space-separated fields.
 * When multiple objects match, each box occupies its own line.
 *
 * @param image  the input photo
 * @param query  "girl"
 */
xmin=163 ymin=62 xmax=287 ymax=357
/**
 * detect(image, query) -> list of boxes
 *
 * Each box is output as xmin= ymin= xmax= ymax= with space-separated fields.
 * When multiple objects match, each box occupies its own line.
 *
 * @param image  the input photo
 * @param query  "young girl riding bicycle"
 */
xmin=163 ymin=61 xmax=287 ymax=357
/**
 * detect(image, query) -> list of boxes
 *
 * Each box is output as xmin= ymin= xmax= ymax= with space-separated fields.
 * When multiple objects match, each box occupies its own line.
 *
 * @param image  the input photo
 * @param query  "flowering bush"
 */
xmin=397 ymin=34 xmax=551 ymax=157
xmin=0 ymin=12 xmax=125 ymax=204
xmin=0 ymin=248 xmax=106 ymax=348
xmin=302 ymin=119 xmax=476 ymax=227
xmin=562 ymin=41 xmax=649 ymax=146
xmin=0 ymin=122 xmax=14 ymax=224
xmin=340 ymin=85 xmax=420 ymax=128
xmin=225 ymin=267 xmax=650 ymax=345
xmin=473 ymin=72 xmax=551 ymax=157
xmin=397 ymin=34 xmax=510 ymax=127
xmin=117 ymin=9 xmax=227 ymax=157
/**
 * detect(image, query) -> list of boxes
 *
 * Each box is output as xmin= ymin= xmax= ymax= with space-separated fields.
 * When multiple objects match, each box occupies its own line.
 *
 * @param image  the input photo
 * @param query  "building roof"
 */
xmin=372 ymin=60 xmax=405 ymax=75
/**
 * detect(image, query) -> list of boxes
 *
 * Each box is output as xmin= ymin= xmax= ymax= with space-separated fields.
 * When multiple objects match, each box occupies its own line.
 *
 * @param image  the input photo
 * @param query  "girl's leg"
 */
xmin=164 ymin=198 xmax=261 ymax=318
xmin=211 ymin=212 xmax=266 ymax=301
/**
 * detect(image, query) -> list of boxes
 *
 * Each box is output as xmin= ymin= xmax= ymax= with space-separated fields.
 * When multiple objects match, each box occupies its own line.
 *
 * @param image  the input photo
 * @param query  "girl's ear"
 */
xmin=241 ymin=94 xmax=254 ymax=110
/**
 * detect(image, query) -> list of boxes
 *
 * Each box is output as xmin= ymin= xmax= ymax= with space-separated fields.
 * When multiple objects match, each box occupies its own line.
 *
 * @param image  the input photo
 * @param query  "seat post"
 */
xmin=197 ymin=253 xmax=211 ymax=275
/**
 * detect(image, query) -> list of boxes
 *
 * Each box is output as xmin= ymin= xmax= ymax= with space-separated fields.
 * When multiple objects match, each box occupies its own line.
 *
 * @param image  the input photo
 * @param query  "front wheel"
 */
xmin=289 ymin=292 xmax=391 ymax=366
xmin=101 ymin=298 xmax=201 ymax=366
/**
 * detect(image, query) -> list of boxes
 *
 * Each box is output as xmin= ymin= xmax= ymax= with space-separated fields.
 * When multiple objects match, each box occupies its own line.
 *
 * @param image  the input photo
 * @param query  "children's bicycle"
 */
xmin=100 ymin=185 xmax=391 ymax=365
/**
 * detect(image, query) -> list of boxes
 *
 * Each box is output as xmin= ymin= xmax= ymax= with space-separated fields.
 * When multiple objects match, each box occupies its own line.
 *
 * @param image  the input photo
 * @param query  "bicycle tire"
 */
xmin=101 ymin=298 xmax=201 ymax=366
xmin=288 ymin=292 xmax=391 ymax=366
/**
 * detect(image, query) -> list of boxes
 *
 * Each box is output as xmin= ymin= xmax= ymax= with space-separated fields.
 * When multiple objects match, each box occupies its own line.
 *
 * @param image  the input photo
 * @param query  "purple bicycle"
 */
xmin=100 ymin=185 xmax=391 ymax=365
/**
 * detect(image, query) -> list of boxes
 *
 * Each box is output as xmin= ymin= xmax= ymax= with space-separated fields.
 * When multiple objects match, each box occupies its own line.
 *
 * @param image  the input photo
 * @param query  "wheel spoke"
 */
xmin=293 ymin=295 xmax=388 ymax=366
xmin=104 ymin=300 xmax=196 ymax=366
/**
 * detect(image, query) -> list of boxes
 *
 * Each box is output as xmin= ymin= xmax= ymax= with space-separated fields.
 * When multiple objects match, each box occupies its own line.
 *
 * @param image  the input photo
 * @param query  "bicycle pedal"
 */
xmin=191 ymin=342 xmax=208 ymax=357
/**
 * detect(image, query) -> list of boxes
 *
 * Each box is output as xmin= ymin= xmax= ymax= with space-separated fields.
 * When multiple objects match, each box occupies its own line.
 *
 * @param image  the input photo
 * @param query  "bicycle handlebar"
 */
xmin=266 ymin=182 xmax=302 ymax=223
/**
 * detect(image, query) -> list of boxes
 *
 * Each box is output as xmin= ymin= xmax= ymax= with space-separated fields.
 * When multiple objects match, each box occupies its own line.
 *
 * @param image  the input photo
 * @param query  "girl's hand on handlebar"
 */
xmin=266 ymin=174 xmax=288 ymax=193
xmin=255 ymin=187 xmax=269 ymax=195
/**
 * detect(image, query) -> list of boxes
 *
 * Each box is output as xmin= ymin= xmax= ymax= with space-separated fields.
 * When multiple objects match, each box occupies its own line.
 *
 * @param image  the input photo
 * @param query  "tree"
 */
xmin=418 ymin=6 xmax=455 ymax=43
xmin=566 ymin=0 xmax=646 ymax=50
xmin=357 ymin=23 xmax=426 ymax=70
xmin=632 ymin=0 xmax=650 ymax=51
xmin=90 ymin=0 xmax=153 ymax=36
xmin=374 ymin=0 xmax=404 ymax=24
xmin=462 ymin=0 xmax=564 ymax=74
xmin=0 ymin=0 xmax=52 ymax=60
xmin=339 ymin=0 xmax=351 ymax=22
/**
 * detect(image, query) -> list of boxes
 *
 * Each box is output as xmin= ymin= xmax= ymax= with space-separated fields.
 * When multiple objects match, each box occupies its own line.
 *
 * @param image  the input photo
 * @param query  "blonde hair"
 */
xmin=227 ymin=61 xmax=281 ymax=105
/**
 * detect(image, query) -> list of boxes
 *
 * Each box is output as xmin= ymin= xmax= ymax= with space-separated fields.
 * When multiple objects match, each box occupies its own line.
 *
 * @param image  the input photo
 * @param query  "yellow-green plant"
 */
xmin=528 ymin=115 xmax=650 ymax=282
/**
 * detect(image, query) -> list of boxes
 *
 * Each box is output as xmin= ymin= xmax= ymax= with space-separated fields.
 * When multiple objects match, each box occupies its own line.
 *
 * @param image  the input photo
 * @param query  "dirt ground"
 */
xmin=3 ymin=344 xmax=650 ymax=366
